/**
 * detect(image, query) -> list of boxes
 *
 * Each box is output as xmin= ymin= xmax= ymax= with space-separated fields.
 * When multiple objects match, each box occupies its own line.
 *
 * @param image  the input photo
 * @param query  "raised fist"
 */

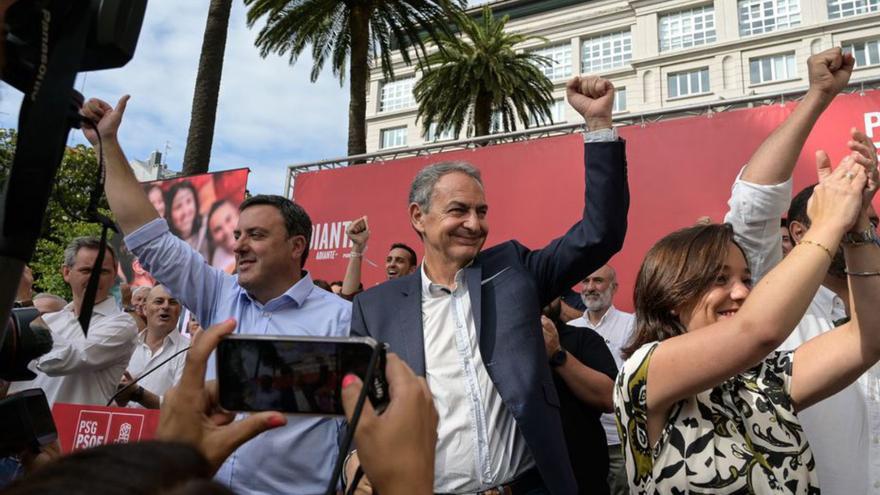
xmin=346 ymin=216 xmax=370 ymax=252
xmin=807 ymin=47 xmax=854 ymax=100
xmin=566 ymin=75 xmax=614 ymax=131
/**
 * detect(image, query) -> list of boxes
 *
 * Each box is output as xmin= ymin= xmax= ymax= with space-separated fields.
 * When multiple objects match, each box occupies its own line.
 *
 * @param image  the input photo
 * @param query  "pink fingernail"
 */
xmin=342 ymin=374 xmax=358 ymax=388
xmin=267 ymin=415 xmax=286 ymax=428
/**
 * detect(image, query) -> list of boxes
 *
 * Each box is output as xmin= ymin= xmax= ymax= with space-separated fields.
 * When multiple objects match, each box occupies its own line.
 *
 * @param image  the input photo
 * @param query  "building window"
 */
xmin=668 ymin=68 xmax=710 ymax=98
xmin=738 ymin=0 xmax=801 ymax=36
xmin=749 ymin=52 xmax=797 ymax=84
xmin=379 ymin=77 xmax=415 ymax=112
xmin=581 ymin=30 xmax=632 ymax=73
xmin=529 ymin=99 xmax=567 ymax=126
xmin=843 ymin=39 xmax=880 ymax=67
xmin=424 ymin=123 xmax=456 ymax=143
xmin=613 ymin=88 xmax=627 ymax=113
xmin=531 ymin=43 xmax=573 ymax=80
xmin=828 ymin=0 xmax=880 ymax=18
xmin=659 ymin=6 xmax=717 ymax=52
xmin=380 ymin=127 xmax=407 ymax=149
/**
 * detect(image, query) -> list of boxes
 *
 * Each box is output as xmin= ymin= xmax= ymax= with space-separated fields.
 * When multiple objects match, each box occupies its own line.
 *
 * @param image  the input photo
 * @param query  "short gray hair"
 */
xmin=408 ymin=161 xmax=483 ymax=212
xmin=63 ymin=236 xmax=117 ymax=268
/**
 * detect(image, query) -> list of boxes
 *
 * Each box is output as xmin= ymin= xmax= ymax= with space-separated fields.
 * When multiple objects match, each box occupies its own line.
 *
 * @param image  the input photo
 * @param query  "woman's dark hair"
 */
xmin=3 ymin=441 xmax=233 ymax=495
xmin=623 ymin=223 xmax=748 ymax=358
xmin=166 ymin=181 xmax=202 ymax=239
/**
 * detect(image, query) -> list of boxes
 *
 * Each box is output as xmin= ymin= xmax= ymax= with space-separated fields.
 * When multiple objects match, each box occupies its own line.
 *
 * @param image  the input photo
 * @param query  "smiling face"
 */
xmin=411 ymin=172 xmax=488 ymax=269
xmin=209 ymin=202 xmax=239 ymax=252
xmin=171 ymin=187 xmax=197 ymax=238
xmin=234 ymin=204 xmax=305 ymax=303
xmin=385 ymin=247 xmax=416 ymax=279
xmin=144 ymin=285 xmax=181 ymax=336
xmin=678 ymin=242 xmax=752 ymax=331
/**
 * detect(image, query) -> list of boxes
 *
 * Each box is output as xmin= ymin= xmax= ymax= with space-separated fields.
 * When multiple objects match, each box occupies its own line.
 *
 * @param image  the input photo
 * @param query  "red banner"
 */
xmin=52 ymin=403 xmax=160 ymax=453
xmin=294 ymin=90 xmax=880 ymax=311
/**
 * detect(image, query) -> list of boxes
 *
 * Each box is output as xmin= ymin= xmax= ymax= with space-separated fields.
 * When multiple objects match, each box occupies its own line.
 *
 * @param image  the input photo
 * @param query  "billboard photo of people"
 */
xmin=114 ymin=168 xmax=249 ymax=284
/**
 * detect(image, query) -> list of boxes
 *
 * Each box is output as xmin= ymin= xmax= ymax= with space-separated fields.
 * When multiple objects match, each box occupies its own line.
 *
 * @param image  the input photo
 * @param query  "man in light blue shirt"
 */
xmin=80 ymin=94 xmax=351 ymax=495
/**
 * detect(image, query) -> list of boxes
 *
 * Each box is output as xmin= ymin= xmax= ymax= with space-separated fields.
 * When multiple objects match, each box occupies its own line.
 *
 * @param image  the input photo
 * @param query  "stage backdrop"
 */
xmin=293 ymin=89 xmax=880 ymax=311
xmin=114 ymin=167 xmax=249 ymax=285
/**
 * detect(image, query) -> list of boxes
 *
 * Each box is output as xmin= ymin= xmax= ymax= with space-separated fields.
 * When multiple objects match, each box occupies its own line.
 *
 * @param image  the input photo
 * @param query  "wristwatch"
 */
xmin=549 ymin=348 xmax=567 ymax=368
xmin=843 ymin=224 xmax=880 ymax=246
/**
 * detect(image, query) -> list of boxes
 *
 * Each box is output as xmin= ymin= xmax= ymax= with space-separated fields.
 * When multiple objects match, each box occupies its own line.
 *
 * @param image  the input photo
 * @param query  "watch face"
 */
xmin=550 ymin=349 xmax=566 ymax=366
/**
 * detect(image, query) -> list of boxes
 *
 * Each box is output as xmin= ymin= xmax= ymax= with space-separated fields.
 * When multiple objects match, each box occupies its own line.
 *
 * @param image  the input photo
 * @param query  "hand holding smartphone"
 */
xmin=216 ymin=335 xmax=389 ymax=416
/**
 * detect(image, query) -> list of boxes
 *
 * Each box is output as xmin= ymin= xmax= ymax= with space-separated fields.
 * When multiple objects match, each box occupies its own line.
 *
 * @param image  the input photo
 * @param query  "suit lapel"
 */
xmin=399 ymin=273 xmax=426 ymax=376
xmin=465 ymin=264 xmax=483 ymax=342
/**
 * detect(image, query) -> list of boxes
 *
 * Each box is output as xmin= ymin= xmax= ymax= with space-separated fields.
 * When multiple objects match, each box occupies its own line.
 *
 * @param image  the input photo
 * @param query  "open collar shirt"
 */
xmin=420 ymin=263 xmax=534 ymax=493
xmin=126 ymin=218 xmax=351 ymax=495
xmin=568 ymin=305 xmax=635 ymax=446
xmin=125 ymin=327 xmax=189 ymax=407
xmin=725 ymin=169 xmax=879 ymax=494
xmin=9 ymin=297 xmax=137 ymax=406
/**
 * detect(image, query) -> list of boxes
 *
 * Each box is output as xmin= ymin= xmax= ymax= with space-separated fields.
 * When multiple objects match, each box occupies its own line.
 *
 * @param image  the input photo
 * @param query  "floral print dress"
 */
xmin=614 ymin=342 xmax=820 ymax=494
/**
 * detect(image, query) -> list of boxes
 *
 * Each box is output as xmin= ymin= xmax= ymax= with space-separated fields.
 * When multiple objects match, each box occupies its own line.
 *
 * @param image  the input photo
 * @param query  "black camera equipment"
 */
xmin=0 ymin=388 xmax=57 ymax=457
xmin=0 ymin=307 xmax=52 ymax=381
xmin=0 ymin=0 xmax=146 ymax=366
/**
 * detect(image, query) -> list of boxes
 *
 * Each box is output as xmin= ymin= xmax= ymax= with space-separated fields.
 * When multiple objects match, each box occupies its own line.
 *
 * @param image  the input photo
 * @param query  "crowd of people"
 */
xmin=2 ymin=47 xmax=879 ymax=495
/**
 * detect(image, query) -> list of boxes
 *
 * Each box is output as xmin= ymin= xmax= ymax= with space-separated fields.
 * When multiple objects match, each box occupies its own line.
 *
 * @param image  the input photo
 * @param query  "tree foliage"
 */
xmin=414 ymin=6 xmax=556 ymax=138
xmin=0 ymin=129 xmax=111 ymax=299
xmin=243 ymin=0 xmax=466 ymax=157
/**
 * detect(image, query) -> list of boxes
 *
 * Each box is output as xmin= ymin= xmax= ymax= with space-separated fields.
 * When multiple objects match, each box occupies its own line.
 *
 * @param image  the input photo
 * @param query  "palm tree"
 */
xmin=243 ymin=0 xmax=465 ymax=158
xmin=414 ymin=6 xmax=556 ymax=139
xmin=182 ymin=0 xmax=233 ymax=176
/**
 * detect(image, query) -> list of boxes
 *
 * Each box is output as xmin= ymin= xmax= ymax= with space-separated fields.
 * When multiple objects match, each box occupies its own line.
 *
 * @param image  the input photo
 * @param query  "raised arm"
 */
xmin=741 ymin=48 xmax=854 ymax=185
xmin=525 ymin=76 xmax=629 ymax=304
xmin=341 ymin=216 xmax=369 ymax=300
xmin=80 ymin=96 xmax=158 ymax=234
xmin=646 ymin=158 xmax=866 ymax=419
xmin=790 ymin=145 xmax=880 ymax=411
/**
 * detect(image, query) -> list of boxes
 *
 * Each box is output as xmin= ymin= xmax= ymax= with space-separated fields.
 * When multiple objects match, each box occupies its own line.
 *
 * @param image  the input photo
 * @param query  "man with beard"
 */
xmin=339 ymin=216 xmax=418 ymax=299
xmin=115 ymin=284 xmax=186 ymax=409
xmin=723 ymin=48 xmax=880 ymax=494
xmin=566 ymin=264 xmax=634 ymax=495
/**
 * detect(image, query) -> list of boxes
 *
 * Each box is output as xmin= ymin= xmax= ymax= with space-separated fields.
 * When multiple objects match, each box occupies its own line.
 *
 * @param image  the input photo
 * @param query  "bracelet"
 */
xmin=845 ymin=269 xmax=880 ymax=277
xmin=799 ymin=240 xmax=834 ymax=262
xmin=349 ymin=251 xmax=363 ymax=258
xmin=341 ymin=449 xmax=357 ymax=487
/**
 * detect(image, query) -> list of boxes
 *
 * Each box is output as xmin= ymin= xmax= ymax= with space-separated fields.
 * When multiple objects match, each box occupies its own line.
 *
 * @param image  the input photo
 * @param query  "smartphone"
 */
xmin=216 ymin=335 xmax=388 ymax=416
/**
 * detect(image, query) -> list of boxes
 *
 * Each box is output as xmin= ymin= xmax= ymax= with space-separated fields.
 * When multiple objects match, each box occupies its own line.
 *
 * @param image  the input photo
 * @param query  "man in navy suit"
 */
xmin=348 ymin=75 xmax=629 ymax=495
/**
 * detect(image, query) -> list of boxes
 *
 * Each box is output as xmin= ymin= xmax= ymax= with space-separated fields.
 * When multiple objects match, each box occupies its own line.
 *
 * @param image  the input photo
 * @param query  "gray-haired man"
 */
xmin=9 ymin=237 xmax=137 ymax=405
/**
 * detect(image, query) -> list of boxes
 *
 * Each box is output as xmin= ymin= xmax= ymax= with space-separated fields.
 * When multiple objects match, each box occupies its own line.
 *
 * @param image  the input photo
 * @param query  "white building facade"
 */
xmin=364 ymin=0 xmax=880 ymax=153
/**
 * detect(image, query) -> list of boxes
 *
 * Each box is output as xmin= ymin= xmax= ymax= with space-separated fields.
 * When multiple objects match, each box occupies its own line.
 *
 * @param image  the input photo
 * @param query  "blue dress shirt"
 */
xmin=126 ymin=218 xmax=351 ymax=495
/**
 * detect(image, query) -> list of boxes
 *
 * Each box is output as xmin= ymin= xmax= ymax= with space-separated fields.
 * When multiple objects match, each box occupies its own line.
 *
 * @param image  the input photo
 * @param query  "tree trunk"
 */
xmin=182 ymin=0 xmax=232 ymax=176
xmin=473 ymin=90 xmax=492 ymax=138
xmin=347 ymin=6 xmax=370 ymax=160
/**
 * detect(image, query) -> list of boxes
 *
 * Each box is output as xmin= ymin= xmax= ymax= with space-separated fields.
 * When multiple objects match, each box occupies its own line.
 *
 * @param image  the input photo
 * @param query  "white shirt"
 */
xmin=125 ymin=327 xmax=188 ymax=407
xmin=9 ymin=297 xmax=138 ymax=406
xmin=725 ymin=171 xmax=879 ymax=494
xmin=421 ymin=264 xmax=534 ymax=493
xmin=569 ymin=305 xmax=635 ymax=446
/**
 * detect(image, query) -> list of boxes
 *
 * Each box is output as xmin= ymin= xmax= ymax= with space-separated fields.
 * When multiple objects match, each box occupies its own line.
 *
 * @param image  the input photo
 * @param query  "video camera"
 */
xmin=0 ymin=0 xmax=146 ymax=458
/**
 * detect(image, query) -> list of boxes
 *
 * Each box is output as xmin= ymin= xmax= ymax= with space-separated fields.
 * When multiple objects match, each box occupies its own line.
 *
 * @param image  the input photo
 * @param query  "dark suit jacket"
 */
xmin=350 ymin=141 xmax=629 ymax=495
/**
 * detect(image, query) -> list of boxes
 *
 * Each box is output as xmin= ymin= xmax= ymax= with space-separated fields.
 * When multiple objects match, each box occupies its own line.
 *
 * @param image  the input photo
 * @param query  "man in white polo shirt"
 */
xmin=567 ymin=264 xmax=634 ymax=495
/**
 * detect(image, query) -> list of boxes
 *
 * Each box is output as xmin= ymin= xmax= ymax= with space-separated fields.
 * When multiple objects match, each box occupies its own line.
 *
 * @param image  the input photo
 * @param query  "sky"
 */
xmin=0 ymin=2 xmax=481 ymax=195
xmin=0 ymin=1 xmax=490 ymax=196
